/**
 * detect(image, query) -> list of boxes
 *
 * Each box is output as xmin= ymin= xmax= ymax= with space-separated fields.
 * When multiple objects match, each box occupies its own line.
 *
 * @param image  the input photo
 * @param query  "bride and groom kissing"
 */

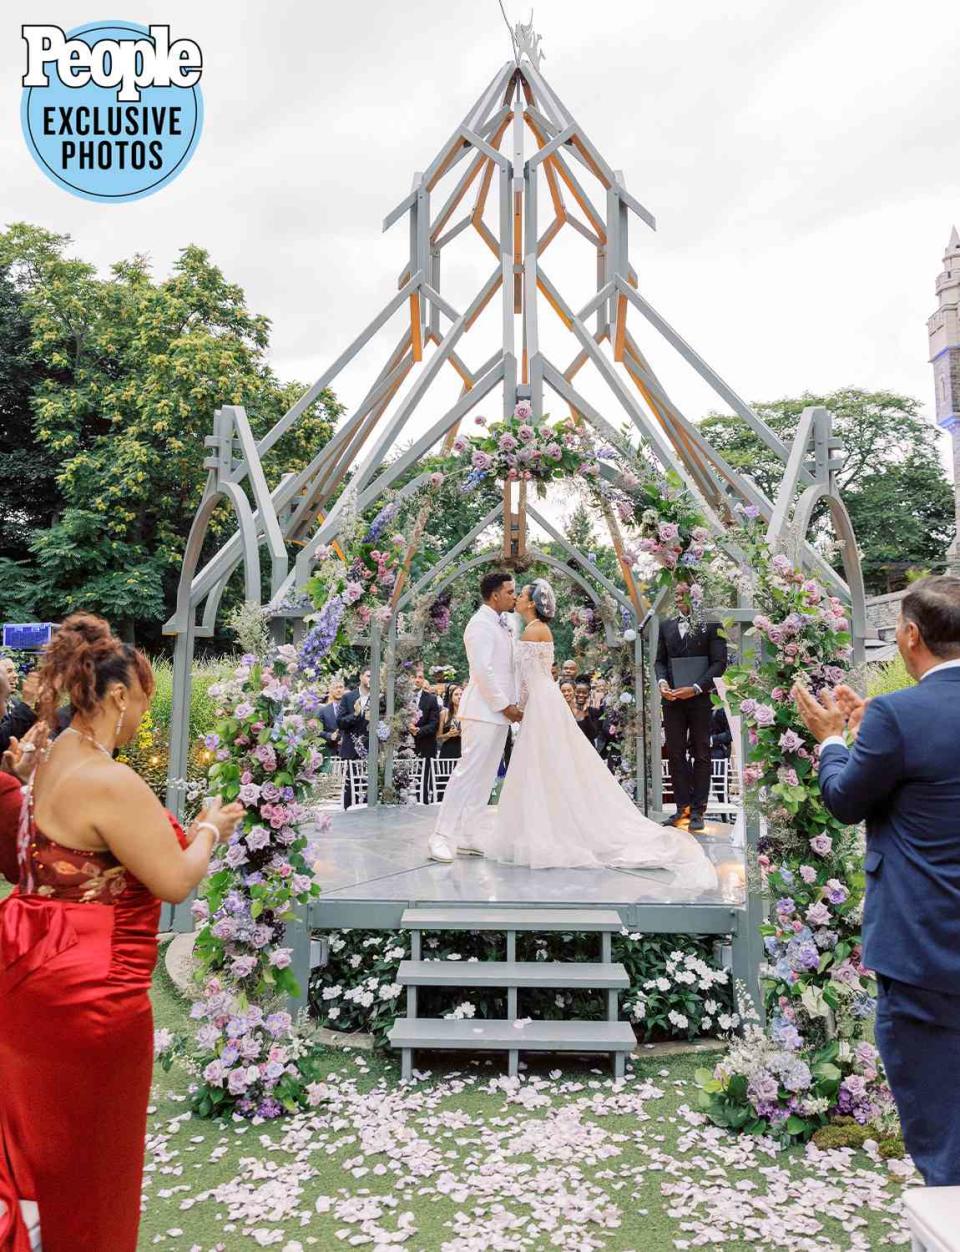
xmin=428 ymin=571 xmax=716 ymax=890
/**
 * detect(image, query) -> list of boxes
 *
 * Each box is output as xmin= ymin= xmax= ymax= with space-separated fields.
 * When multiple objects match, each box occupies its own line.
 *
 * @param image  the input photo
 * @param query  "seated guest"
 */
xmin=559 ymin=679 xmax=577 ymax=712
xmin=710 ymin=707 xmax=732 ymax=759
xmin=319 ymin=675 xmax=345 ymax=755
xmin=438 ymin=686 xmax=463 ymax=760
xmin=0 ymin=612 xmax=243 ymax=1251
xmin=573 ymin=676 xmax=601 ymax=746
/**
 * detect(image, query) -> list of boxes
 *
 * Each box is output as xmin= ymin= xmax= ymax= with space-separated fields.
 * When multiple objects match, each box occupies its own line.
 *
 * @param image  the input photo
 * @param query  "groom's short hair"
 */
xmin=480 ymin=571 xmax=512 ymax=601
xmin=902 ymin=576 xmax=960 ymax=658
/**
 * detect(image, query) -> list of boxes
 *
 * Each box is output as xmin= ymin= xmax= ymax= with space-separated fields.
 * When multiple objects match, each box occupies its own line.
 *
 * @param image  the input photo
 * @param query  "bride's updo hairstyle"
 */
xmin=524 ymin=579 xmax=557 ymax=622
xmin=36 ymin=613 xmax=155 ymax=724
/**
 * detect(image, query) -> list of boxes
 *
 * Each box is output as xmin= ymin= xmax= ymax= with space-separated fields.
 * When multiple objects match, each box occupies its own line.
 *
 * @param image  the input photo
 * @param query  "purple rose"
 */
xmin=203 ymin=1059 xmax=226 ymax=1087
xmin=513 ymin=401 xmax=533 ymax=420
xmin=269 ymin=948 xmax=293 ymax=970
xmin=227 ymin=1067 xmax=252 ymax=1096
xmin=779 ymin=729 xmax=803 ymax=753
xmin=809 ymin=834 xmax=833 ymax=856
xmin=752 ymin=704 xmax=776 ymax=727
xmin=517 ymin=423 xmax=535 ymax=442
xmin=238 ymin=782 xmax=261 ymax=806
xmin=230 ymin=955 xmax=258 ymax=979
xmin=825 ymin=878 xmax=848 ymax=905
xmin=224 ymin=844 xmax=249 ymax=869
xmin=805 ymin=901 xmax=831 ymax=927
xmin=245 ymin=826 xmax=271 ymax=852
xmin=657 ymin=522 xmax=680 ymax=543
xmin=265 ymin=1012 xmax=292 ymax=1037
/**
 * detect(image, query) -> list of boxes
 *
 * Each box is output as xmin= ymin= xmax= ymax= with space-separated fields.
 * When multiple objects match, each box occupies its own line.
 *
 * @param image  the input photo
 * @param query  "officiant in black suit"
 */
xmin=655 ymin=581 xmax=728 ymax=832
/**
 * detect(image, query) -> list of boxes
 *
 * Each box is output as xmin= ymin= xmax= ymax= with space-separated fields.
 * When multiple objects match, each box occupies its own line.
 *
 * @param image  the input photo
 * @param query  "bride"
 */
xmin=483 ymin=578 xmax=718 ymax=890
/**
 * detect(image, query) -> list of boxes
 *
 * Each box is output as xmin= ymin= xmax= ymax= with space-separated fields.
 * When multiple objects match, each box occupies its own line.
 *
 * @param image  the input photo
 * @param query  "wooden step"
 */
xmin=389 ymin=1017 xmax=636 ymax=1053
xmin=397 ymin=959 xmax=629 ymax=989
xmin=400 ymin=907 xmax=623 ymax=933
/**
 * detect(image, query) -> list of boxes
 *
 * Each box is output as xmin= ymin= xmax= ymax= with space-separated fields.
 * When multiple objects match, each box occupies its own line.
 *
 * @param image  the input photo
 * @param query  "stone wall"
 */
xmin=865 ymin=591 xmax=905 ymax=639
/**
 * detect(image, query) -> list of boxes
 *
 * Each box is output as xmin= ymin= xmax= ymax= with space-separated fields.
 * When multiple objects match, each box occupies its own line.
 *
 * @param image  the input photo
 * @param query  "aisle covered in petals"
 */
xmin=141 ymin=965 xmax=914 ymax=1251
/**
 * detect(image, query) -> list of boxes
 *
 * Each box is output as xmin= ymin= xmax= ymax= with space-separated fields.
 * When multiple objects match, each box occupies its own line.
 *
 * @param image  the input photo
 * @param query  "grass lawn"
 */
xmin=141 ymin=957 xmax=914 ymax=1251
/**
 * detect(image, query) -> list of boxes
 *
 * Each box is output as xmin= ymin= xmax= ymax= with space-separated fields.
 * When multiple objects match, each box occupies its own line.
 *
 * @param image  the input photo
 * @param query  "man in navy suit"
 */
xmin=794 ymin=575 xmax=960 ymax=1185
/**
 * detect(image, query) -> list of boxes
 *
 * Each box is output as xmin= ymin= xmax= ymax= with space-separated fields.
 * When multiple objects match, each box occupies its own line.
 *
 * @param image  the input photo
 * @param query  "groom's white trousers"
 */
xmin=433 ymin=719 xmax=508 ymax=841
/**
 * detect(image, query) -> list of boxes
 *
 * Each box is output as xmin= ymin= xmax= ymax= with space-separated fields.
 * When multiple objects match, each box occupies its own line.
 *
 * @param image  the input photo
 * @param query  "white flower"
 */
xmin=384 ymin=947 xmax=405 ymax=962
xmin=704 ymin=999 xmax=718 ymax=1014
xmin=327 ymin=1006 xmax=340 ymax=1020
xmin=656 ymin=977 xmax=670 ymax=992
xmin=674 ymin=970 xmax=696 ymax=985
xmin=445 ymin=953 xmax=463 ymax=961
xmin=359 ymin=991 xmax=374 ymax=1008
xmin=378 ymin=983 xmax=403 ymax=1001
xmin=321 ymin=985 xmax=342 ymax=1001
xmin=668 ymin=1010 xmax=689 ymax=1029
xmin=618 ymin=691 xmax=634 ymax=705
xmin=701 ymin=1016 xmax=713 ymax=1031
xmin=348 ymin=954 xmax=362 ymax=968
xmin=717 ymin=1012 xmax=738 ymax=1031
xmin=622 ymin=628 xmax=637 ymax=642
xmin=444 ymin=1001 xmax=476 ymax=1020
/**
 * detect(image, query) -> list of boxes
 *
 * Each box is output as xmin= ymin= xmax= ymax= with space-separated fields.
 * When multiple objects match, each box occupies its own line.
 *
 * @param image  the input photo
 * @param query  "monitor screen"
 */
xmin=2 ymin=623 xmax=55 ymax=651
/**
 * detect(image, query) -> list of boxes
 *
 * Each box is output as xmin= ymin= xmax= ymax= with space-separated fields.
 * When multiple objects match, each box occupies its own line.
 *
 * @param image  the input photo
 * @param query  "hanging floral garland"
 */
xmin=695 ymin=511 xmax=897 ymax=1150
xmin=157 ymin=646 xmax=331 ymax=1119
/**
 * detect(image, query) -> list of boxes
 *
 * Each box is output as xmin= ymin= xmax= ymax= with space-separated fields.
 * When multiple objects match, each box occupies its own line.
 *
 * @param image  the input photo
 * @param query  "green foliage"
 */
xmin=0 ymin=266 xmax=59 ymax=562
xmin=867 ymin=652 xmax=914 ymax=697
xmin=699 ymin=388 xmax=954 ymax=594
xmin=0 ymin=223 xmax=342 ymax=643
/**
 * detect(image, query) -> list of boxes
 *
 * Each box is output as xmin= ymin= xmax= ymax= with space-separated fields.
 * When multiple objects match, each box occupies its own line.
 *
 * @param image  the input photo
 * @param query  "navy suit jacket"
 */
xmin=818 ymin=666 xmax=960 ymax=993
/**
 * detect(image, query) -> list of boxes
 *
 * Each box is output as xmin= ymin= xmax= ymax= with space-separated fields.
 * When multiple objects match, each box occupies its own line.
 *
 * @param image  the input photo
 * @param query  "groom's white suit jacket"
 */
xmin=458 ymin=604 xmax=517 ymax=725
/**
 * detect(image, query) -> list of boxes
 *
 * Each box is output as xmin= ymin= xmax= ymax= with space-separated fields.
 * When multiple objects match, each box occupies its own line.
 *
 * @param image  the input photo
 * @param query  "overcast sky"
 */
xmin=3 ymin=0 xmax=959 ymax=485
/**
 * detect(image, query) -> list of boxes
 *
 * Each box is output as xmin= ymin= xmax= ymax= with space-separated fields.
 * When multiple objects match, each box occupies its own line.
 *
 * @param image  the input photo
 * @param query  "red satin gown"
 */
xmin=0 ymin=780 xmax=185 ymax=1251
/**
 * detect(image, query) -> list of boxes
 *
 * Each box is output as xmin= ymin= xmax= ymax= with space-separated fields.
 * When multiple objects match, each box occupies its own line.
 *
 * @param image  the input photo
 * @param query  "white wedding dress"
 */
xmin=483 ymin=641 xmax=718 ymax=890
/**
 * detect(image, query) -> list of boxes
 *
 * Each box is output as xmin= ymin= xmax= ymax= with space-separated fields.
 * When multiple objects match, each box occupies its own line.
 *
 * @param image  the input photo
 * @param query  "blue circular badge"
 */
xmin=21 ymin=20 xmax=204 ymax=204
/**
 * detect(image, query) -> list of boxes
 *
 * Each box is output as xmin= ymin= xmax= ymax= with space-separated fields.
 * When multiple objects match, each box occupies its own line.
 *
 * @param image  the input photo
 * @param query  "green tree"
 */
xmin=1 ymin=224 xmax=341 ymax=641
xmin=699 ymin=388 xmax=954 ymax=594
xmin=0 ymin=266 xmax=60 ymax=563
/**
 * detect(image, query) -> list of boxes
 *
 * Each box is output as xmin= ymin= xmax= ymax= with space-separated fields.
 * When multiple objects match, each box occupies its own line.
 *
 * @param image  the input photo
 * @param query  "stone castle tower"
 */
xmin=928 ymin=226 xmax=960 ymax=573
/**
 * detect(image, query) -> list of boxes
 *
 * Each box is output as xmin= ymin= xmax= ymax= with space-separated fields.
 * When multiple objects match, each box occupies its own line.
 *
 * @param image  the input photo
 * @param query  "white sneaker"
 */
xmin=428 ymin=834 xmax=454 ymax=863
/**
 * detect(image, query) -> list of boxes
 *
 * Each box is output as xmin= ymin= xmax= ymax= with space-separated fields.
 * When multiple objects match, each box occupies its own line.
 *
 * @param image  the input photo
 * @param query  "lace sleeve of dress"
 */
xmin=517 ymin=642 xmax=554 ymax=708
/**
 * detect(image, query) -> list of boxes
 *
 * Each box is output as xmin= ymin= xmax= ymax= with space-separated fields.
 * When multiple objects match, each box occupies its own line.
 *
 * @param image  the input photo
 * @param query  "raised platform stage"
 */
xmin=307 ymin=804 xmax=748 ymax=934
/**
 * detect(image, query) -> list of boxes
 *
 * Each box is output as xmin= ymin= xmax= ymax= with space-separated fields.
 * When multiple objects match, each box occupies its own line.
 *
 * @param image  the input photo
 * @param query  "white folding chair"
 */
xmin=705 ymin=757 xmax=739 ymax=822
xmin=407 ymin=757 xmax=426 ymax=805
xmin=430 ymin=757 xmax=459 ymax=804
xmin=660 ymin=758 xmax=676 ymax=813
xmin=345 ymin=759 xmax=368 ymax=808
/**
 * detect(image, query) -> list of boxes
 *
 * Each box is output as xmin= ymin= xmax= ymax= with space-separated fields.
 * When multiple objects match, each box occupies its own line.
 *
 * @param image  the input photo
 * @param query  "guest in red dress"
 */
xmin=0 ymin=614 xmax=243 ymax=1252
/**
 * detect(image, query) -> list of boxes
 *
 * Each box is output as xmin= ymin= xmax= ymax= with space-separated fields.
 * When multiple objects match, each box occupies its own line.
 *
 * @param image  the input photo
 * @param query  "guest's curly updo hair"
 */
xmin=524 ymin=578 xmax=557 ymax=623
xmin=35 ymin=613 xmax=154 ymax=724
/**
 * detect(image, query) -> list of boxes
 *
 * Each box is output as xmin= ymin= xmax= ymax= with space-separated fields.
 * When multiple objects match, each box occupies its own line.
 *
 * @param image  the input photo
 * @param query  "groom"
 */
xmin=794 ymin=574 xmax=960 ymax=1185
xmin=428 ymin=572 xmax=522 ymax=863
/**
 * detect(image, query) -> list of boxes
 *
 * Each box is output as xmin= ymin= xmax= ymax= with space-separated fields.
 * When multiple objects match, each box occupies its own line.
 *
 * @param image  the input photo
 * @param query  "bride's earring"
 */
xmin=115 ymin=706 xmax=125 ymax=744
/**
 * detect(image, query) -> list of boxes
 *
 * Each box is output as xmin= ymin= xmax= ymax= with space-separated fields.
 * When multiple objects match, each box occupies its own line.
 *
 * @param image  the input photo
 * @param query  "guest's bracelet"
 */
xmin=193 ymin=820 xmax=220 ymax=845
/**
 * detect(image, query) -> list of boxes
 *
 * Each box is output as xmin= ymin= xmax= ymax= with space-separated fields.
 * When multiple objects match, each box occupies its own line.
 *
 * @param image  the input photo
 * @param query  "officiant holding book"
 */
xmin=655 ymin=581 xmax=728 ymax=832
